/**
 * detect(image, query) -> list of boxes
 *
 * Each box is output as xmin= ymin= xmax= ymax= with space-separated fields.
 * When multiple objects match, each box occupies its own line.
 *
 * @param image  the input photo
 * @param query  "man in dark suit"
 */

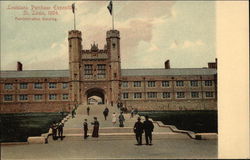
xmin=83 ymin=119 xmax=89 ymax=139
xmin=57 ymin=122 xmax=64 ymax=140
xmin=133 ymin=117 xmax=144 ymax=145
xmin=143 ymin=115 xmax=154 ymax=145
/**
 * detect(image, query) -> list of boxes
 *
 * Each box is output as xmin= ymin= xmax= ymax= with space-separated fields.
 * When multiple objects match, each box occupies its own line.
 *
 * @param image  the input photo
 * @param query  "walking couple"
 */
xmin=133 ymin=115 xmax=154 ymax=145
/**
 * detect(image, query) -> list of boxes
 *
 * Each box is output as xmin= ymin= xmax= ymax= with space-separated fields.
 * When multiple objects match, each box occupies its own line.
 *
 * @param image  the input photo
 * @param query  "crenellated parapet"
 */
xmin=68 ymin=30 xmax=82 ymax=40
xmin=106 ymin=30 xmax=120 ymax=39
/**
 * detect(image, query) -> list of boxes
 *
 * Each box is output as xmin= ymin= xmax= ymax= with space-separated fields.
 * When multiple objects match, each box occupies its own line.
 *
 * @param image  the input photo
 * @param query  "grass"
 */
xmin=0 ymin=112 xmax=69 ymax=142
xmin=139 ymin=110 xmax=217 ymax=133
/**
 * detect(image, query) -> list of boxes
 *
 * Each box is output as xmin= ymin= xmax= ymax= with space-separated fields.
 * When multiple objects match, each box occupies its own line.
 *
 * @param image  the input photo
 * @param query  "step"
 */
xmin=48 ymin=132 xmax=189 ymax=143
xmin=63 ymin=127 xmax=134 ymax=134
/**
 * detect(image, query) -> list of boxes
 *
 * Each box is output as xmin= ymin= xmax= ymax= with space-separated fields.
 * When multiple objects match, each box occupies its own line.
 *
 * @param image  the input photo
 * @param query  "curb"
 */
xmin=154 ymin=120 xmax=217 ymax=140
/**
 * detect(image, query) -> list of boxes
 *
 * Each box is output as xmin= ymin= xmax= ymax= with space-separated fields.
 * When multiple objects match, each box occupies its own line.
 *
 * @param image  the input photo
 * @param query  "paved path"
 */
xmin=1 ymin=104 xmax=218 ymax=159
xmin=1 ymin=139 xmax=217 ymax=159
xmin=63 ymin=104 xmax=172 ymax=135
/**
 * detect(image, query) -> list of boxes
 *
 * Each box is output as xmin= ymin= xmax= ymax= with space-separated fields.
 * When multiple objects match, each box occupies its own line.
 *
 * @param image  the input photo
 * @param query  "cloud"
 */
xmin=169 ymin=40 xmax=205 ymax=49
xmin=1 ymin=1 xmax=178 ymax=70
xmin=148 ymin=43 xmax=160 ymax=52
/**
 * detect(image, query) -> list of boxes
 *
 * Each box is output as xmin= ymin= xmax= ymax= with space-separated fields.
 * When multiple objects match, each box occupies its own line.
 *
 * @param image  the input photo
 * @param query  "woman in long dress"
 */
xmin=91 ymin=117 xmax=99 ymax=137
xmin=112 ymin=112 xmax=116 ymax=126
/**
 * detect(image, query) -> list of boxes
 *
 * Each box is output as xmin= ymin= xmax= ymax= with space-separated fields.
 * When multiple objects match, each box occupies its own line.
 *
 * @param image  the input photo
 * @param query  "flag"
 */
xmin=107 ymin=0 xmax=112 ymax=15
xmin=72 ymin=3 xmax=75 ymax=13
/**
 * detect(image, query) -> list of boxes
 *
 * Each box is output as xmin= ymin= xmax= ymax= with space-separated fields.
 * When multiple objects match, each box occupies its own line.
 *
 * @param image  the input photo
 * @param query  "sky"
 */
xmin=0 ymin=1 xmax=216 ymax=70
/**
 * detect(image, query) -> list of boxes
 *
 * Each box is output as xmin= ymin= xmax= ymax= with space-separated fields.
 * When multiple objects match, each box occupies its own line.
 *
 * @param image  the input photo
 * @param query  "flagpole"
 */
xmin=112 ymin=1 xmax=114 ymax=30
xmin=74 ymin=11 xmax=76 ymax=30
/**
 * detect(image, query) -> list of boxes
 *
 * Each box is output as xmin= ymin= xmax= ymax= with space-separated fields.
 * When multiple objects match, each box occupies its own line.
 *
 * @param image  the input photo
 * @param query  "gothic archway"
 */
xmin=86 ymin=88 xmax=105 ymax=105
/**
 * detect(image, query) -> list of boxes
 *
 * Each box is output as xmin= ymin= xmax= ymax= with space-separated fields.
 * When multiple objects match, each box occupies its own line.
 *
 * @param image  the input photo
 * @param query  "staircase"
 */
xmin=47 ymin=104 xmax=188 ymax=143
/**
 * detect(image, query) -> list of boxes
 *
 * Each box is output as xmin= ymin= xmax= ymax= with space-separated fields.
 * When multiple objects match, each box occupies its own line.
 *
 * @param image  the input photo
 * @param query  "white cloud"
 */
xmin=169 ymin=40 xmax=205 ymax=49
xmin=148 ymin=43 xmax=160 ymax=52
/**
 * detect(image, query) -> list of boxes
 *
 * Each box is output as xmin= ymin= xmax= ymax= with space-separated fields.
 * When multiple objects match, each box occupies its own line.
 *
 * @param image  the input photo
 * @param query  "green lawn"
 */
xmin=139 ymin=110 xmax=217 ymax=133
xmin=0 ymin=112 xmax=68 ymax=142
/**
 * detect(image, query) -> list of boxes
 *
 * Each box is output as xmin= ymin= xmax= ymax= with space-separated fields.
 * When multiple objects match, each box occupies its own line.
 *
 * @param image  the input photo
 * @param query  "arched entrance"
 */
xmin=86 ymin=88 xmax=105 ymax=105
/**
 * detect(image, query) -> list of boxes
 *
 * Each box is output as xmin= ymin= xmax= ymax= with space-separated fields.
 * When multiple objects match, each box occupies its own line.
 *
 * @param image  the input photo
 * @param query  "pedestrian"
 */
xmin=51 ymin=122 xmax=58 ymax=140
xmin=143 ymin=115 xmax=154 ymax=145
xmin=83 ymin=119 xmax=89 ymax=139
xmin=103 ymin=107 xmax=109 ymax=120
xmin=131 ymin=108 xmax=134 ymax=118
xmin=133 ymin=117 xmax=144 ymax=145
xmin=118 ymin=112 xmax=125 ymax=127
xmin=117 ymin=102 xmax=120 ymax=109
xmin=72 ymin=108 xmax=76 ymax=118
xmin=91 ymin=117 xmax=99 ymax=137
xmin=87 ymin=106 xmax=90 ymax=115
xmin=112 ymin=112 xmax=116 ymax=126
xmin=57 ymin=122 xmax=64 ymax=140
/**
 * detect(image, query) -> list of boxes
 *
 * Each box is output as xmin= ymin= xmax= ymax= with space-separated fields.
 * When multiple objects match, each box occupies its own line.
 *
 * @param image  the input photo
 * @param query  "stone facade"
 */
xmin=0 ymin=29 xmax=217 ymax=113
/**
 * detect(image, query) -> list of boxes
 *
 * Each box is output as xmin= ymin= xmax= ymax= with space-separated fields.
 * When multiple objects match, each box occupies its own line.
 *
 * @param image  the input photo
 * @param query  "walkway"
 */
xmin=1 ymin=104 xmax=218 ymax=159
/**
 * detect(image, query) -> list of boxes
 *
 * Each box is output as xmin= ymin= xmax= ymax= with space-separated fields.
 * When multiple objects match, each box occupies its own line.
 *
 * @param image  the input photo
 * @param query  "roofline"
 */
xmin=1 ymin=67 xmax=216 ymax=72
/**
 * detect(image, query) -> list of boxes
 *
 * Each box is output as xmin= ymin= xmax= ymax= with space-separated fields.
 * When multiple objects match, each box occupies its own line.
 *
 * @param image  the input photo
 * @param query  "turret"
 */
xmin=106 ymin=30 xmax=121 ymax=106
xmin=68 ymin=30 xmax=82 ymax=105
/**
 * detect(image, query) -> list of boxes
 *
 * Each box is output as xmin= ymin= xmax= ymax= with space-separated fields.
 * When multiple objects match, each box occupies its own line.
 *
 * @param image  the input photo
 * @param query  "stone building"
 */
xmin=0 ymin=29 xmax=217 ymax=113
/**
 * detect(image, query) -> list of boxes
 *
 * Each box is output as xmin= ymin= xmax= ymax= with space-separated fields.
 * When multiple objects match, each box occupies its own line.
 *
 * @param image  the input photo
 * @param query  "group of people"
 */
xmin=71 ymin=105 xmax=154 ymax=146
xmin=112 ymin=112 xmax=125 ymax=127
xmin=83 ymin=117 xmax=100 ymax=139
xmin=51 ymin=122 xmax=64 ymax=140
xmin=133 ymin=115 xmax=154 ymax=145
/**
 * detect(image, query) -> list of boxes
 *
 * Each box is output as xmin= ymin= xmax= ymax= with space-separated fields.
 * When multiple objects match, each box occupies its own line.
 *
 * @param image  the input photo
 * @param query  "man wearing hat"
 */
xmin=83 ymin=119 xmax=89 ymax=139
xmin=143 ymin=115 xmax=154 ymax=145
xmin=133 ymin=117 xmax=144 ymax=145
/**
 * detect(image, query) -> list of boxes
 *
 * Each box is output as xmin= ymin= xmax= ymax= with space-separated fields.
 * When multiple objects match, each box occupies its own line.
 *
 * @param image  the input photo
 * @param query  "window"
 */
xmin=163 ymin=92 xmax=170 ymax=98
xmin=49 ymin=83 xmax=57 ymax=89
xmin=190 ymin=80 xmax=198 ymax=87
xmin=19 ymin=95 xmax=28 ymax=101
xmin=62 ymin=83 xmax=68 ymax=89
xmin=122 ymin=93 xmax=129 ymax=99
xmin=147 ymin=92 xmax=157 ymax=98
xmin=205 ymin=92 xmax=214 ymax=97
xmin=122 ymin=82 xmax=128 ymax=87
xmin=134 ymin=93 xmax=142 ymax=99
xmin=4 ymin=83 xmax=13 ymax=90
xmin=191 ymin=92 xmax=199 ymax=98
xmin=133 ymin=81 xmax=141 ymax=87
xmin=176 ymin=92 xmax=185 ymax=98
xmin=148 ymin=81 xmax=156 ymax=87
xmin=176 ymin=81 xmax=184 ymax=87
xmin=34 ymin=83 xmax=42 ymax=89
xmin=49 ymin=94 xmax=57 ymax=100
xmin=20 ymin=83 xmax=28 ymax=89
xmin=97 ymin=64 xmax=106 ymax=79
xmin=162 ymin=81 xmax=169 ymax=87
xmin=62 ymin=94 xmax=69 ymax=100
xmin=84 ymin=64 xmax=93 ymax=75
xmin=4 ymin=95 xmax=13 ymax=101
xmin=205 ymin=80 xmax=213 ymax=86
xmin=34 ymin=94 xmax=43 ymax=101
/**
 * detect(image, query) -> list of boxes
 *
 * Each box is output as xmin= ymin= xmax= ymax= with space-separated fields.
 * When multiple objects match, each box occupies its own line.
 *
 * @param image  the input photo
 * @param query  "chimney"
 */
xmin=17 ymin=61 xmax=23 ymax=71
xmin=208 ymin=58 xmax=217 ymax=69
xmin=165 ymin=60 xmax=170 ymax=69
